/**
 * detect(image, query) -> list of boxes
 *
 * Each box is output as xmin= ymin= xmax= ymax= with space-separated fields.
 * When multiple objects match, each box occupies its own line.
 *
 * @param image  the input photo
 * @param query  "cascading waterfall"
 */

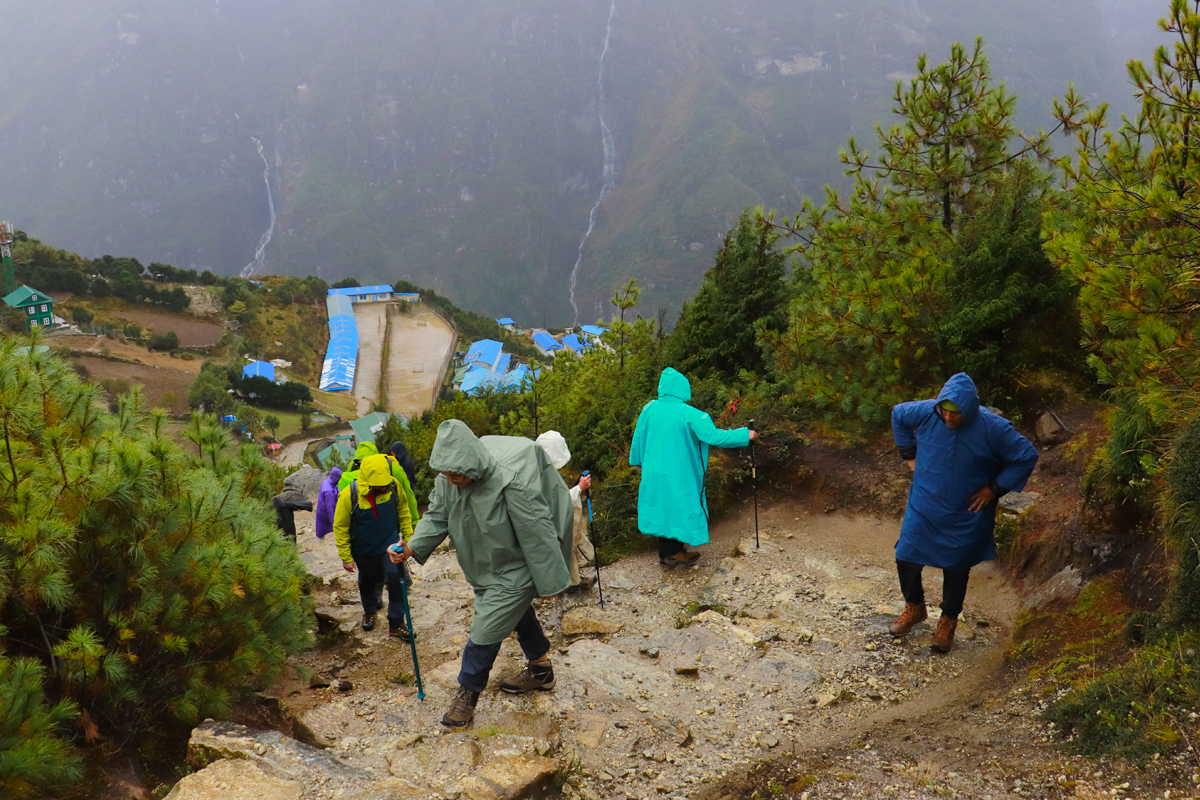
xmin=569 ymin=0 xmax=617 ymax=325
xmin=241 ymin=136 xmax=276 ymax=278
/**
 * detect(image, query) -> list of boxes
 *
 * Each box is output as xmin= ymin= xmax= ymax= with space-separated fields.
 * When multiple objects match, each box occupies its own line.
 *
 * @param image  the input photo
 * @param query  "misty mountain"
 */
xmin=0 ymin=0 xmax=1165 ymax=325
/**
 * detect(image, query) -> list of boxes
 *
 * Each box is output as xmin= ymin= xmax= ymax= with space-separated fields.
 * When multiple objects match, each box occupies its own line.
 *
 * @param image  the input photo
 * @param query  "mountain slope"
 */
xmin=0 ymin=0 xmax=1163 ymax=324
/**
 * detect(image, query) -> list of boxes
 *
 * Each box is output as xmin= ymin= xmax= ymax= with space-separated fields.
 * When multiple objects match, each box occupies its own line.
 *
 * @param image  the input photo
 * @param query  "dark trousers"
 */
xmin=356 ymin=553 xmax=409 ymax=624
xmin=458 ymin=606 xmax=551 ymax=693
xmin=896 ymin=559 xmax=970 ymax=619
xmin=658 ymin=537 xmax=686 ymax=559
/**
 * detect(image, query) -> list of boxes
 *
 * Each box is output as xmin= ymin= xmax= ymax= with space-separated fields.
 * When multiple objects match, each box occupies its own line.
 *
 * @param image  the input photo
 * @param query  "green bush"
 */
xmin=0 ymin=652 xmax=82 ymax=797
xmin=147 ymin=330 xmax=179 ymax=351
xmin=0 ymin=341 xmax=312 ymax=786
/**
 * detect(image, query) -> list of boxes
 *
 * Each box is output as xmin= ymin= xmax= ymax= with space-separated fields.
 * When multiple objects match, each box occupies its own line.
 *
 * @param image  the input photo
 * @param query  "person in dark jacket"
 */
xmin=272 ymin=489 xmax=313 ymax=542
xmin=389 ymin=441 xmax=418 ymax=488
xmin=889 ymin=373 xmax=1039 ymax=652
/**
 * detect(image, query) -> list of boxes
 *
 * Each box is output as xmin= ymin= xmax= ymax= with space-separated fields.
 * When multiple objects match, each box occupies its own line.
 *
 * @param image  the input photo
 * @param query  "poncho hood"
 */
xmin=657 ymin=368 xmax=691 ymax=402
xmin=359 ymin=454 xmax=394 ymax=487
xmin=935 ymin=373 xmax=981 ymax=426
xmin=429 ymin=420 xmax=496 ymax=482
xmin=353 ymin=441 xmax=378 ymax=460
xmin=327 ymin=467 xmax=343 ymax=485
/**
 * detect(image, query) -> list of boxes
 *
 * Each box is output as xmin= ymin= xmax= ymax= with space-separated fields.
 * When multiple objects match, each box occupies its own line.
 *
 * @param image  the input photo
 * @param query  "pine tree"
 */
xmin=667 ymin=209 xmax=787 ymax=382
xmin=1045 ymin=0 xmax=1200 ymax=424
xmin=772 ymin=38 xmax=1082 ymax=421
xmin=0 ymin=339 xmax=312 ymax=790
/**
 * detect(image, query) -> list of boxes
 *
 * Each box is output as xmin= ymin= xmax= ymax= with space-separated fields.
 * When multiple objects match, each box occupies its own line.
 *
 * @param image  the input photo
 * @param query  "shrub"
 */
xmin=123 ymin=323 xmax=141 ymax=339
xmin=70 ymin=306 xmax=93 ymax=325
xmin=147 ymin=331 xmax=179 ymax=351
xmin=0 ymin=342 xmax=312 ymax=784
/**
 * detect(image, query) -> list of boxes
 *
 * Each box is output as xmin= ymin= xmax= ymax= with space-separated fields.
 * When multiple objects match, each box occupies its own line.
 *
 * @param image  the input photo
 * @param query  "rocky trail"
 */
xmin=168 ymin=469 xmax=1192 ymax=800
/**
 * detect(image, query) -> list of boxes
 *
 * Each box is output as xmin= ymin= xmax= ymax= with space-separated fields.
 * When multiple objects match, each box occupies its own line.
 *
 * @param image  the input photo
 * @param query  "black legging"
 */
xmin=896 ymin=559 xmax=970 ymax=619
xmin=658 ymin=537 xmax=686 ymax=560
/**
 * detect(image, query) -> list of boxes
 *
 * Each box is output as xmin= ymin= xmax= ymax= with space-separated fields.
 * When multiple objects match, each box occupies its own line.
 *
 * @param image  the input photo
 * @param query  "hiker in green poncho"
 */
xmin=392 ymin=419 xmax=572 ymax=728
xmin=630 ymin=367 xmax=755 ymax=567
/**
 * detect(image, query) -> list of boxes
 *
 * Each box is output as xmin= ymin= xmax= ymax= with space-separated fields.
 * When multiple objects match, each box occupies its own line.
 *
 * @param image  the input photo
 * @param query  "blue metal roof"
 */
xmin=561 ymin=334 xmax=587 ymax=352
xmin=328 ymin=285 xmax=394 ymax=297
xmin=495 ymin=353 xmax=512 ymax=374
xmin=320 ymin=293 xmax=359 ymax=391
xmin=465 ymin=339 xmax=503 ymax=369
xmin=496 ymin=317 xmax=515 ymax=326
xmin=532 ymin=332 xmax=562 ymax=351
xmin=580 ymin=325 xmax=607 ymax=336
xmin=243 ymin=360 xmax=276 ymax=381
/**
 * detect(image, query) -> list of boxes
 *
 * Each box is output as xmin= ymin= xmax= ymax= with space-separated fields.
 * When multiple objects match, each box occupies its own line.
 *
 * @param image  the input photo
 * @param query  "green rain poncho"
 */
xmin=406 ymin=420 xmax=573 ymax=645
xmin=630 ymin=368 xmax=750 ymax=546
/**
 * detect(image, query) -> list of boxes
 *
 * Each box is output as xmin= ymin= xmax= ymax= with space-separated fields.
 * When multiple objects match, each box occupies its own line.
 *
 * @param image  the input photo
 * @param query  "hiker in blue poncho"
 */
xmin=889 ymin=373 xmax=1039 ymax=652
xmin=630 ymin=368 xmax=755 ymax=567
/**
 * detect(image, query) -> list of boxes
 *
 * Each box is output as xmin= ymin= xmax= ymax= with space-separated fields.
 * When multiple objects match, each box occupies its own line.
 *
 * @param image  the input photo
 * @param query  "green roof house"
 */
xmin=3 ymin=285 xmax=55 ymax=332
xmin=349 ymin=411 xmax=407 ymax=449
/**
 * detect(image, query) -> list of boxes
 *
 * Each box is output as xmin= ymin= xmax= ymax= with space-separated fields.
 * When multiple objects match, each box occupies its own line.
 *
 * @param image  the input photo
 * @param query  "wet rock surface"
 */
xmin=171 ymin=499 xmax=1162 ymax=799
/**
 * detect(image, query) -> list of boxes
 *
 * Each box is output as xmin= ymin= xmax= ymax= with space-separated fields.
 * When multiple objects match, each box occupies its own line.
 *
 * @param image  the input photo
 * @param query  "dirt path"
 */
xmin=278 ymin=438 xmax=321 ymax=468
xmin=243 ymin=492 xmax=1155 ymax=800
xmin=351 ymin=303 xmax=387 ymax=417
xmin=382 ymin=303 xmax=455 ymax=419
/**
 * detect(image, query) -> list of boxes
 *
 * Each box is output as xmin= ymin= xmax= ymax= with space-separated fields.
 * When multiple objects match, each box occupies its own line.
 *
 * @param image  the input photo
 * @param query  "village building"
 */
xmin=2 ymin=285 xmax=55 ymax=331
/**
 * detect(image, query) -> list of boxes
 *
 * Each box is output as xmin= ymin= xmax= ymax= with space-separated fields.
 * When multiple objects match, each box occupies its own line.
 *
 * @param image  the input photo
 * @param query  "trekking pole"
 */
xmin=749 ymin=420 xmax=759 ymax=549
xmin=393 ymin=549 xmax=425 ymax=700
xmin=582 ymin=471 xmax=604 ymax=608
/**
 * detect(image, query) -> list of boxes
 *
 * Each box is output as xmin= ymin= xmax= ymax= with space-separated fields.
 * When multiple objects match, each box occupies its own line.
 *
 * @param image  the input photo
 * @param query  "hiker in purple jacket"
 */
xmin=315 ymin=467 xmax=343 ymax=539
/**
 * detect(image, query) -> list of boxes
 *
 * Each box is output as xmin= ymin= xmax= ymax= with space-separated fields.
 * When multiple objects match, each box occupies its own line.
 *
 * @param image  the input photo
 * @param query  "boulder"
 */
xmin=187 ymin=719 xmax=368 ymax=785
xmin=451 ymin=754 xmax=559 ymax=800
xmin=292 ymin=701 xmax=374 ymax=749
xmin=999 ymin=492 xmax=1040 ymax=517
xmin=1023 ymin=566 xmax=1083 ymax=609
xmin=283 ymin=466 xmax=325 ymax=502
xmin=314 ymin=605 xmax=361 ymax=635
xmin=1036 ymin=412 xmax=1069 ymax=446
xmin=164 ymin=759 xmax=301 ymax=800
xmin=561 ymin=608 xmax=624 ymax=636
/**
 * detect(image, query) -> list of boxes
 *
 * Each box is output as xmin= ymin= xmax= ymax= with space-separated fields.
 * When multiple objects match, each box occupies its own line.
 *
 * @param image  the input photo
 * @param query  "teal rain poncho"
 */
xmin=629 ymin=368 xmax=750 ymax=546
xmin=406 ymin=420 xmax=573 ymax=646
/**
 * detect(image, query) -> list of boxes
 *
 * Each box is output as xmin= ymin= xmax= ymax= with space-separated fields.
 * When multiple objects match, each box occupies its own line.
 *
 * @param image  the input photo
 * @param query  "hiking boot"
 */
xmin=388 ymin=622 xmax=412 ymax=643
xmin=499 ymin=660 xmax=556 ymax=694
xmin=564 ymin=575 xmax=597 ymax=594
xmin=887 ymin=602 xmax=927 ymax=637
xmin=441 ymin=686 xmax=480 ymax=728
xmin=660 ymin=550 xmax=701 ymax=568
xmin=931 ymin=615 xmax=958 ymax=653
xmin=361 ymin=611 xmax=377 ymax=631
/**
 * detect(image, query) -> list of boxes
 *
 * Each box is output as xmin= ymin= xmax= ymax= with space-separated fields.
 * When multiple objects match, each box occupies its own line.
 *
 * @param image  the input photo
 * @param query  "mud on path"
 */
xmin=252 ymin=485 xmax=1160 ymax=800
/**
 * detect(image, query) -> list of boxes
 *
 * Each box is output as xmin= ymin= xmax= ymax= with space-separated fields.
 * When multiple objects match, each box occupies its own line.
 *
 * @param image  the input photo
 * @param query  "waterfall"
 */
xmin=241 ymin=136 xmax=276 ymax=278
xmin=569 ymin=0 xmax=617 ymax=325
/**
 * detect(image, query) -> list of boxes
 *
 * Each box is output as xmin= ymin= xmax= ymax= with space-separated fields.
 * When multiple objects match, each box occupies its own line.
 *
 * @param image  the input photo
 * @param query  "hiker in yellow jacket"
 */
xmin=333 ymin=454 xmax=414 ymax=638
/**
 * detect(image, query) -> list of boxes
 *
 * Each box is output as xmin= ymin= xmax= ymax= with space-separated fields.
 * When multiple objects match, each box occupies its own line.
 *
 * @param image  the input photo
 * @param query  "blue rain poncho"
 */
xmin=892 ymin=373 xmax=1039 ymax=570
xmin=629 ymin=368 xmax=750 ymax=546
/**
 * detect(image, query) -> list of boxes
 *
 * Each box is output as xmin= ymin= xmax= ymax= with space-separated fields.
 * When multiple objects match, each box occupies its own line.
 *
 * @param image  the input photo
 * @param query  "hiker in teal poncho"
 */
xmin=629 ymin=368 xmax=755 ymax=567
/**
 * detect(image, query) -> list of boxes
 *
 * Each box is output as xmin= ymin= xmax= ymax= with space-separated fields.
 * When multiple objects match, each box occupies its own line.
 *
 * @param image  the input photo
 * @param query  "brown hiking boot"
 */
xmin=499 ymin=660 xmax=556 ymax=694
xmin=441 ymin=686 xmax=480 ymax=727
xmin=660 ymin=550 xmax=701 ymax=568
xmin=888 ymin=602 xmax=927 ymax=637
xmin=931 ymin=615 xmax=958 ymax=653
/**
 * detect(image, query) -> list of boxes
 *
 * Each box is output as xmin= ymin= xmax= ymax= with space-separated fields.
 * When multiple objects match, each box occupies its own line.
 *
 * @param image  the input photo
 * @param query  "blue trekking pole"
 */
xmin=582 ymin=471 xmax=604 ymax=608
xmin=393 ymin=547 xmax=425 ymax=699
xmin=749 ymin=420 xmax=759 ymax=549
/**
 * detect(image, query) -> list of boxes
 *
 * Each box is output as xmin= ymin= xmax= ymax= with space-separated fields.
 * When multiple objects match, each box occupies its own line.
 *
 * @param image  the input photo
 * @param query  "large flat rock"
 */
xmin=187 ymin=719 xmax=368 ymax=784
xmin=165 ymin=758 xmax=301 ymax=800
xmin=559 ymin=639 xmax=675 ymax=703
xmin=451 ymin=754 xmax=558 ymax=800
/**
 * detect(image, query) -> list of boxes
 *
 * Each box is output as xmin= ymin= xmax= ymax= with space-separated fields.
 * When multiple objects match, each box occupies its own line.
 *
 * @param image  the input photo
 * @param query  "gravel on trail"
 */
xmin=172 ymin=494 xmax=1199 ymax=800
